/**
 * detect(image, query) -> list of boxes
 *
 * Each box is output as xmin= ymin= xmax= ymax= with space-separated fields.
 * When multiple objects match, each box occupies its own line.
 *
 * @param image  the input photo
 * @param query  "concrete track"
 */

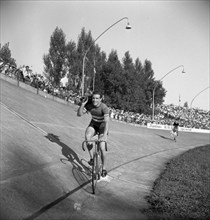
xmin=1 ymin=79 xmax=209 ymax=220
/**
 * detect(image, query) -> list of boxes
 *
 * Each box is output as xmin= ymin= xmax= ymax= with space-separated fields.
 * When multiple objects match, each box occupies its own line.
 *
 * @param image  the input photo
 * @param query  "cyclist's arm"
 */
xmin=103 ymin=114 xmax=109 ymax=136
xmin=77 ymin=103 xmax=87 ymax=117
xmin=77 ymin=96 xmax=90 ymax=117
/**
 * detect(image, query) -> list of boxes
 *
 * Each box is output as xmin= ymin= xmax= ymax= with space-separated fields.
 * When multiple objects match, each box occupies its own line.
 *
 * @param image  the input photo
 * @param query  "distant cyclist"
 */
xmin=77 ymin=91 xmax=109 ymax=177
xmin=171 ymin=118 xmax=179 ymax=142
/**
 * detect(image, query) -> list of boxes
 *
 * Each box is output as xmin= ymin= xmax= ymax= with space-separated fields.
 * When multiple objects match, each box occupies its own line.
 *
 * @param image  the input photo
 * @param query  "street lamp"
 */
xmin=81 ymin=17 xmax=131 ymax=96
xmin=190 ymin=86 xmax=210 ymax=108
xmin=152 ymin=65 xmax=185 ymax=121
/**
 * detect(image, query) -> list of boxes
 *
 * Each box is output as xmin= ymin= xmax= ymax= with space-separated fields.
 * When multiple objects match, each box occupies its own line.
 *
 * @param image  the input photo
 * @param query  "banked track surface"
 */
xmin=1 ymin=78 xmax=209 ymax=220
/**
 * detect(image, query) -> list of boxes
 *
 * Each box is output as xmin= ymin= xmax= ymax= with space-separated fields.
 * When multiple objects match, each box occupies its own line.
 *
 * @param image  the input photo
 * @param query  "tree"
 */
xmin=142 ymin=60 xmax=165 ymax=113
xmin=90 ymin=44 xmax=107 ymax=93
xmin=43 ymin=27 xmax=67 ymax=87
xmin=133 ymin=58 xmax=147 ymax=113
xmin=65 ymin=40 xmax=80 ymax=92
xmin=122 ymin=51 xmax=136 ymax=110
xmin=77 ymin=28 xmax=96 ymax=93
xmin=153 ymin=81 xmax=166 ymax=105
xmin=0 ymin=42 xmax=16 ymax=67
xmin=101 ymin=50 xmax=124 ymax=108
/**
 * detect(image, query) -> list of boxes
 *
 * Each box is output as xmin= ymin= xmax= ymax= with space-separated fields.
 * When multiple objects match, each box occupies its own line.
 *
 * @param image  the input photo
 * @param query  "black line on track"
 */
xmin=22 ymin=180 xmax=91 ymax=220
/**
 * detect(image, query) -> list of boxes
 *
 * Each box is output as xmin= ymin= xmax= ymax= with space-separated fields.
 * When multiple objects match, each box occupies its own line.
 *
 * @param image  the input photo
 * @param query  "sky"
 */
xmin=0 ymin=0 xmax=209 ymax=110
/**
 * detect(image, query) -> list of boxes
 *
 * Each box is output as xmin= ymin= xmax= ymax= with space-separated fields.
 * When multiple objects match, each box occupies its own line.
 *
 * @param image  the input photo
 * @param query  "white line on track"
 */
xmin=30 ymin=121 xmax=81 ymax=129
xmin=108 ymin=174 xmax=151 ymax=190
xmin=1 ymin=102 xmax=48 ymax=135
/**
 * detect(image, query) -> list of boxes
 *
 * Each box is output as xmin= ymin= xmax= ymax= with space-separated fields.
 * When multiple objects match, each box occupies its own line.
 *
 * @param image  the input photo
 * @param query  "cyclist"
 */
xmin=77 ymin=91 xmax=109 ymax=177
xmin=171 ymin=118 xmax=179 ymax=141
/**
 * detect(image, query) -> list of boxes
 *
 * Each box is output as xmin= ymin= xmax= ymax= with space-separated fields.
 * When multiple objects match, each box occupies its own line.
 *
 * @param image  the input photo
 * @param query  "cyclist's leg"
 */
xmin=99 ymin=138 xmax=107 ymax=166
xmin=99 ymin=129 xmax=108 ymax=176
xmin=85 ymin=125 xmax=95 ymax=162
xmin=175 ymin=129 xmax=178 ymax=141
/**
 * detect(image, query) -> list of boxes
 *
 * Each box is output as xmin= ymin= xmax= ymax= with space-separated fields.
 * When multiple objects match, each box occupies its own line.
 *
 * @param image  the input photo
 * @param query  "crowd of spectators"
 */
xmin=0 ymin=62 xmax=46 ymax=89
xmin=110 ymin=104 xmax=209 ymax=130
xmin=1 ymin=62 xmax=209 ymax=130
xmin=0 ymin=62 xmax=80 ymax=102
xmin=155 ymin=104 xmax=209 ymax=129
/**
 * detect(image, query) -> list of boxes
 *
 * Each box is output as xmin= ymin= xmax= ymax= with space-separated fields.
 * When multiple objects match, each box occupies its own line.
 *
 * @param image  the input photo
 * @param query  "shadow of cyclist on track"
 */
xmin=156 ymin=134 xmax=175 ymax=141
xmin=45 ymin=133 xmax=91 ymax=191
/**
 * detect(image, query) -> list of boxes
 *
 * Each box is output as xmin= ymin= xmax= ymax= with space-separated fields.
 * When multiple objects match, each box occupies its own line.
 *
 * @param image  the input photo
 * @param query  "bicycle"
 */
xmin=82 ymin=138 xmax=108 ymax=194
xmin=170 ymin=128 xmax=178 ymax=142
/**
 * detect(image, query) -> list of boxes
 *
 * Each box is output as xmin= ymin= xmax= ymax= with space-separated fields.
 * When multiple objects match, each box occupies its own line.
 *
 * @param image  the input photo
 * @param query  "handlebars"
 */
xmin=82 ymin=140 xmax=108 ymax=152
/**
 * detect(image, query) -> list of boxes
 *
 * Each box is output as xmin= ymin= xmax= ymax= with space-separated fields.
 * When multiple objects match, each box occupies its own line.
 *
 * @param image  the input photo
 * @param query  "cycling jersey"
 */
xmin=172 ymin=122 xmax=179 ymax=133
xmin=173 ymin=122 xmax=179 ymax=129
xmin=85 ymin=102 xmax=109 ymax=123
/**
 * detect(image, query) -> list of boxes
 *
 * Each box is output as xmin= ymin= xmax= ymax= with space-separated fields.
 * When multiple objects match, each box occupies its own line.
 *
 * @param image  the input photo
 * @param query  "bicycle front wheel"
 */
xmin=91 ymin=153 xmax=98 ymax=194
xmin=91 ymin=151 xmax=103 ymax=194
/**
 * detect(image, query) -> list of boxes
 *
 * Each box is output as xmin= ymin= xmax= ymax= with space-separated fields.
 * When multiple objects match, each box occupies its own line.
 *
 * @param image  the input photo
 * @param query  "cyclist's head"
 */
xmin=92 ymin=91 xmax=103 ymax=107
xmin=92 ymin=90 xmax=103 ymax=98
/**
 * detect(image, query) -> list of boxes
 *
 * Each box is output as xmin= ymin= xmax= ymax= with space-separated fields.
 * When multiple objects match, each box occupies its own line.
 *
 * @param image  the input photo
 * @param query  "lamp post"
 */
xmin=81 ymin=17 xmax=131 ymax=96
xmin=190 ymin=86 xmax=209 ymax=108
xmin=152 ymin=65 xmax=185 ymax=121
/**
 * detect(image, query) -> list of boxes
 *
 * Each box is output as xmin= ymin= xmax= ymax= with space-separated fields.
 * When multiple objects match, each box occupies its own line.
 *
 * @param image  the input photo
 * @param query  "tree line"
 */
xmin=43 ymin=27 xmax=166 ymax=114
xmin=0 ymin=27 xmax=166 ymax=114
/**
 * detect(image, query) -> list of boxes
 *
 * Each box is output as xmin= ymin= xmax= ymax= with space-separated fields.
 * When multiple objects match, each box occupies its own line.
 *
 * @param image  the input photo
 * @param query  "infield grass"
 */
xmin=143 ymin=144 xmax=210 ymax=220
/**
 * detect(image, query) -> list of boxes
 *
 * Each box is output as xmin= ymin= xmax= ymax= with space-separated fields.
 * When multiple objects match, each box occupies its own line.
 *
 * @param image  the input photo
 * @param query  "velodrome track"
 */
xmin=1 ymin=78 xmax=209 ymax=220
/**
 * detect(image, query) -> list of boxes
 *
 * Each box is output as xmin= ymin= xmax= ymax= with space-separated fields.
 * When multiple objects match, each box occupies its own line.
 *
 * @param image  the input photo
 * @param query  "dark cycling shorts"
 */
xmin=88 ymin=120 xmax=108 ymax=135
